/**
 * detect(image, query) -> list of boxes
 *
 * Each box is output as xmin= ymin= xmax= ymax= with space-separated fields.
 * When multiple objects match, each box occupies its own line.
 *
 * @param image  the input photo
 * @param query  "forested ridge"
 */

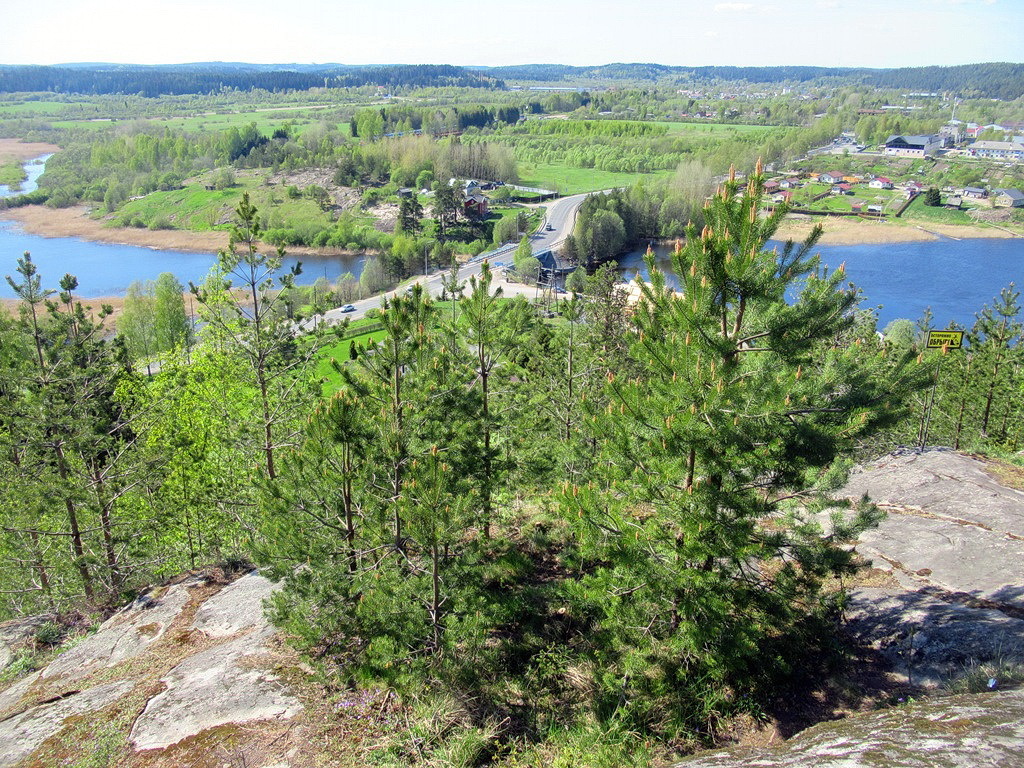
xmin=473 ymin=62 xmax=1024 ymax=99
xmin=2 ymin=61 xmax=1021 ymax=99
xmin=0 ymin=64 xmax=503 ymax=96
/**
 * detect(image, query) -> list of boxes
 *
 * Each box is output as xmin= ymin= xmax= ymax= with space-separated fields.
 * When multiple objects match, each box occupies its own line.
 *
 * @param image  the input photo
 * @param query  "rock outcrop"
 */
xmin=676 ymin=687 xmax=1024 ymax=767
xmin=838 ymin=449 xmax=1024 ymax=686
xmin=0 ymin=571 xmax=301 ymax=766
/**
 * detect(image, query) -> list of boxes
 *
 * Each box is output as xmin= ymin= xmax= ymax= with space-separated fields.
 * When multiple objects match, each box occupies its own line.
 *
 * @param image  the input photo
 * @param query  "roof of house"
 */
xmin=995 ymin=188 xmax=1024 ymax=200
xmin=970 ymin=141 xmax=1023 ymax=151
xmin=885 ymin=134 xmax=936 ymax=146
xmin=964 ymin=186 xmax=986 ymax=194
xmin=873 ymin=176 xmax=891 ymax=183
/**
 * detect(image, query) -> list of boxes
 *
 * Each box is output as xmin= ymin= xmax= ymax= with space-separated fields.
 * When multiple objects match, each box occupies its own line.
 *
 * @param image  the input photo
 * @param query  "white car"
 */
xmin=340 ymin=304 xmax=356 ymax=313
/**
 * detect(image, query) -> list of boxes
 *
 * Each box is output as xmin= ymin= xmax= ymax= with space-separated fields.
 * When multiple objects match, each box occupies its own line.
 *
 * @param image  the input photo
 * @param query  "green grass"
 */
xmin=0 ymin=100 xmax=78 ymax=116
xmin=0 ymin=160 xmax=27 ymax=188
xmin=517 ymin=163 xmax=673 ymax=195
xmin=112 ymin=184 xmax=246 ymax=230
xmin=901 ymin=195 xmax=976 ymax=225
xmin=110 ymin=177 xmax=342 ymax=233
xmin=315 ymin=322 xmax=389 ymax=393
xmin=148 ymin=108 xmax=350 ymax=136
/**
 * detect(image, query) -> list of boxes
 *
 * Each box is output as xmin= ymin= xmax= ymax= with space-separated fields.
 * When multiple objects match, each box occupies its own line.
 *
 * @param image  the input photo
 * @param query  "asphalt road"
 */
xmin=311 ymin=192 xmax=593 ymax=328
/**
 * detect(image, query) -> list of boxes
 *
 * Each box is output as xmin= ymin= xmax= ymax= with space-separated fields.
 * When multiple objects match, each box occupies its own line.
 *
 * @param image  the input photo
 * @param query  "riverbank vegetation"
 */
xmin=2 ymin=179 xmax=1022 ymax=764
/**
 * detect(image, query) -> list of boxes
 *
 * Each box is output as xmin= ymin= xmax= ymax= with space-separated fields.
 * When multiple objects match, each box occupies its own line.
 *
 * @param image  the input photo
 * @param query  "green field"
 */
xmin=0 ymin=101 xmax=79 ymax=116
xmin=150 ymin=108 xmax=350 ymax=136
xmin=518 ymin=163 xmax=673 ymax=194
xmin=655 ymin=121 xmax=773 ymax=135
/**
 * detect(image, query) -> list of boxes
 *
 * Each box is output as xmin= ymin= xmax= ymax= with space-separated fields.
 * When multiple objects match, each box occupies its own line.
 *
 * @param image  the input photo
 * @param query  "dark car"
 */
xmin=545 ymin=223 xmax=554 ymax=231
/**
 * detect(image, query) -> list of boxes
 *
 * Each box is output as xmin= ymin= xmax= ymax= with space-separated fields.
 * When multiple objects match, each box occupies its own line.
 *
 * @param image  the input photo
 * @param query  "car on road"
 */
xmin=545 ymin=223 xmax=554 ymax=231
xmin=340 ymin=304 xmax=356 ymax=313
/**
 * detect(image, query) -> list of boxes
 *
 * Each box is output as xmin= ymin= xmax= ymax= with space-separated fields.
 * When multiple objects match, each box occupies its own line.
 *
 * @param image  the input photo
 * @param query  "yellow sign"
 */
xmin=926 ymin=330 xmax=964 ymax=349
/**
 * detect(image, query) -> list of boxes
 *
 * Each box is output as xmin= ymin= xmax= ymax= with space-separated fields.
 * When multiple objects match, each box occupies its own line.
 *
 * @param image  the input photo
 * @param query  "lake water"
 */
xmin=618 ymin=237 xmax=1023 ymax=330
xmin=1 ymin=156 xmax=367 ymax=298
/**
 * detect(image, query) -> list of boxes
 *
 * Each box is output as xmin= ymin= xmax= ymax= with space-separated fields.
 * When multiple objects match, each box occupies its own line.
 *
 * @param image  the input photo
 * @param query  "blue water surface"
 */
xmin=617 ymin=237 xmax=1023 ymax=330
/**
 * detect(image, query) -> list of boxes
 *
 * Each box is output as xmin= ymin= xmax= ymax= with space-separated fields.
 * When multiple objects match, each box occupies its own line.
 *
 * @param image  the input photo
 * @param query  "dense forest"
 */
xmin=0 ymin=64 xmax=503 ymax=97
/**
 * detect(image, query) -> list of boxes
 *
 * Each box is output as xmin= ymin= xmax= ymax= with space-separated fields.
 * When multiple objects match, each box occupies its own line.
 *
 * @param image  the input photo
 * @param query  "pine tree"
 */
xmin=192 ymin=193 xmax=319 ymax=480
xmin=563 ymin=164 xmax=927 ymax=730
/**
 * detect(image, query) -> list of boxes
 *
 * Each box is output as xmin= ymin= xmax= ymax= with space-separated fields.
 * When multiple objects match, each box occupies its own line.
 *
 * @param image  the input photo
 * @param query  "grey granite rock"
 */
xmin=190 ymin=571 xmax=278 ymax=638
xmin=0 ymin=680 xmax=133 ymax=768
xmin=42 ymin=578 xmax=201 ymax=682
xmin=835 ymin=450 xmax=1024 ymax=686
xmin=675 ymin=688 xmax=1024 ymax=767
xmin=129 ymin=631 xmax=301 ymax=751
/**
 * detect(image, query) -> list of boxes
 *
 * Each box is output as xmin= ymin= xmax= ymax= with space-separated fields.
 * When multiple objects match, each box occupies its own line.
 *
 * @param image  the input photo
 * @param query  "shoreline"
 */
xmin=3 ymin=203 xmax=1019 ymax=256
xmin=0 ymin=204 xmax=361 ymax=258
xmin=774 ymin=214 xmax=1019 ymax=245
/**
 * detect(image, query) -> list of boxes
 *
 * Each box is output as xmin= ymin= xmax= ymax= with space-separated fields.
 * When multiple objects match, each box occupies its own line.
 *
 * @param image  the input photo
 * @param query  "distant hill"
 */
xmin=470 ymin=62 xmax=1024 ymax=99
xmin=0 ymin=63 xmax=503 ymax=96
xmin=0 ymin=61 xmax=1021 ymax=99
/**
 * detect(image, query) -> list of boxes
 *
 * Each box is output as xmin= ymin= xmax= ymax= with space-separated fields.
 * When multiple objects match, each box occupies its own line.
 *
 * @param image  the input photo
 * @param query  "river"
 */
xmin=617 ymin=237 xmax=1023 ymax=330
xmin=0 ymin=153 xmax=51 ymax=197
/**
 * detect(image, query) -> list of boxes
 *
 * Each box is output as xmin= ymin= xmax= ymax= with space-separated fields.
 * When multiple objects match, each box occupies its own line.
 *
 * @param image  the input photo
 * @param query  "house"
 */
xmin=837 ymin=183 xmax=853 ymax=194
xmin=869 ymin=177 xmax=893 ymax=190
xmin=779 ymin=178 xmax=802 ymax=190
xmin=763 ymin=180 xmax=780 ymax=193
xmin=967 ymin=141 xmax=1024 ymax=162
xmin=850 ymin=199 xmax=865 ymax=212
xmin=883 ymin=134 xmax=941 ymax=157
xmin=992 ymin=188 xmax=1024 ymax=208
xmin=963 ymin=186 xmax=987 ymax=199
xmin=944 ymin=196 xmax=962 ymax=209
xmin=939 ymin=123 xmax=965 ymax=146
xmin=866 ymin=204 xmax=884 ymax=214
xmin=397 ymin=188 xmax=414 ymax=198
xmin=463 ymin=192 xmax=489 ymax=216
xmin=771 ymin=190 xmax=792 ymax=204
xmin=818 ymin=171 xmax=845 ymax=184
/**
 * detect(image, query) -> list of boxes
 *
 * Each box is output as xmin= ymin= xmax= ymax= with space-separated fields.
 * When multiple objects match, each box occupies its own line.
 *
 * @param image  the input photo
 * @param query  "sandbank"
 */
xmin=0 ymin=205 xmax=230 ymax=252
xmin=0 ymin=204 xmax=357 ymax=259
xmin=776 ymin=214 xmax=1019 ymax=245
xmin=0 ymin=139 xmax=61 ymax=164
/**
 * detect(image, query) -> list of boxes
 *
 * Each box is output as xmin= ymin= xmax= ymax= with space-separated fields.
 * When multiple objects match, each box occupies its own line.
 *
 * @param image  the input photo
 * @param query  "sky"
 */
xmin=2 ymin=0 xmax=1020 ymax=69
